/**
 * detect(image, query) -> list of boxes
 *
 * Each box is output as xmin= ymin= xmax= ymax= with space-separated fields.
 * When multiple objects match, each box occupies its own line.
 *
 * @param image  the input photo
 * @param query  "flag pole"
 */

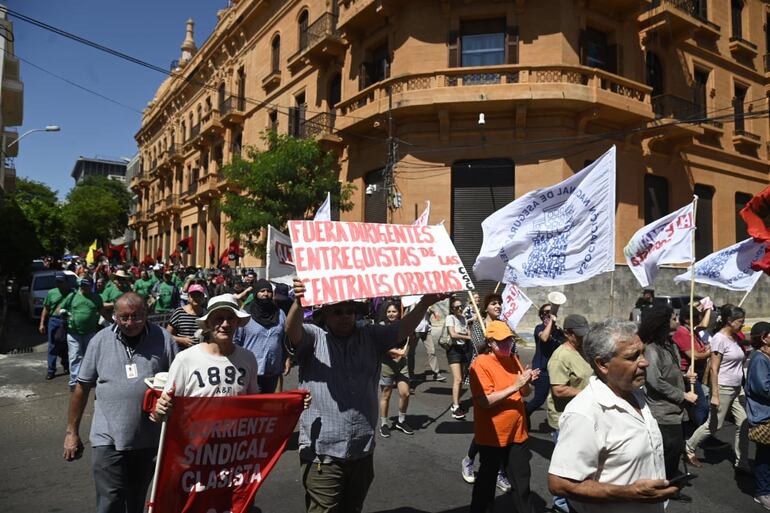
xmin=468 ymin=290 xmax=487 ymax=336
xmin=738 ymin=288 xmax=752 ymax=308
xmin=147 ymin=419 xmax=169 ymax=513
xmin=688 ymin=195 xmax=699 ymax=394
xmin=493 ymin=282 xmax=501 ymax=294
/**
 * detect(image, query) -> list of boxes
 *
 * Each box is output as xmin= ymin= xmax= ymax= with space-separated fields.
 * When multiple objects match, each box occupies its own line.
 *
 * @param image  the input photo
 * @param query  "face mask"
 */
xmin=493 ymin=339 xmax=513 ymax=357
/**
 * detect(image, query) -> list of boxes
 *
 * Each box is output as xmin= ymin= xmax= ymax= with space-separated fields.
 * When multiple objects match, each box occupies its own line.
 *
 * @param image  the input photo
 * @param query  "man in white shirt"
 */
xmin=548 ymin=319 xmax=682 ymax=513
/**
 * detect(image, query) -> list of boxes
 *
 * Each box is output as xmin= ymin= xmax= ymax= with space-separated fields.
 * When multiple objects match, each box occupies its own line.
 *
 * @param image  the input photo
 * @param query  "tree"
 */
xmin=0 ymin=198 xmax=43 ymax=276
xmin=221 ymin=131 xmax=355 ymax=257
xmin=62 ymin=177 xmax=130 ymax=250
xmin=10 ymin=178 xmax=66 ymax=257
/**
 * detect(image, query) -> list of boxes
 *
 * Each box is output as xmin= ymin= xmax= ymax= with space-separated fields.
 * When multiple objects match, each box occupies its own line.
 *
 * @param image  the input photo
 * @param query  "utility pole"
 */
xmin=384 ymin=86 xmax=397 ymax=223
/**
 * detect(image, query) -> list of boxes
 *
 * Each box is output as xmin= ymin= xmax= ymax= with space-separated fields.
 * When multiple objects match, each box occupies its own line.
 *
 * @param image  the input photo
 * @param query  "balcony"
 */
xmin=335 ymin=64 xmax=654 ymax=133
xmin=183 ymin=180 xmax=198 ymax=200
xmin=733 ymin=128 xmax=762 ymax=149
xmin=651 ymin=94 xmax=705 ymax=137
xmin=168 ymin=143 xmax=183 ymax=163
xmin=2 ymin=73 xmax=23 ymax=126
xmin=200 ymin=109 xmax=225 ymax=139
xmin=148 ymin=160 xmax=158 ymax=177
xmin=191 ymin=174 xmax=220 ymax=201
xmin=165 ymin=193 xmax=183 ymax=214
xmin=729 ymin=36 xmax=758 ymax=59
xmin=262 ymin=69 xmax=281 ymax=91
xmin=288 ymin=13 xmax=346 ymax=72
xmin=157 ymin=149 xmax=171 ymax=172
xmin=638 ymin=0 xmax=720 ymax=42
xmin=138 ymin=172 xmax=152 ymax=186
xmin=338 ymin=0 xmax=404 ymax=34
xmin=220 ymin=95 xmax=246 ymax=125
xmin=301 ymin=111 xmax=340 ymax=143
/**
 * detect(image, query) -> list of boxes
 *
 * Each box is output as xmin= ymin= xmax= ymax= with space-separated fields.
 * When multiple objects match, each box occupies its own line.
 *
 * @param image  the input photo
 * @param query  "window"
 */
xmin=329 ymin=73 xmax=342 ymax=108
xmin=298 ymin=10 xmax=309 ymax=51
xmin=359 ymin=42 xmax=391 ymax=90
xmin=694 ymin=185 xmax=714 ymax=259
xmin=271 ymin=35 xmax=280 ymax=73
xmin=645 ymin=51 xmax=664 ymax=97
xmin=644 ymin=175 xmax=669 ymax=224
xmin=734 ymin=83 xmax=747 ymax=132
xmin=449 ymin=21 xmax=518 ymax=68
xmin=217 ymin=83 xmax=226 ymax=110
xmin=269 ymin=110 xmax=278 ymax=133
xmin=736 ymin=192 xmax=753 ymax=242
xmin=288 ymin=93 xmax=307 ymax=138
xmin=579 ymin=27 xmax=622 ymax=75
xmin=237 ymin=67 xmax=246 ymax=110
xmin=693 ymin=69 xmax=708 ymax=119
xmin=731 ymin=0 xmax=743 ymax=39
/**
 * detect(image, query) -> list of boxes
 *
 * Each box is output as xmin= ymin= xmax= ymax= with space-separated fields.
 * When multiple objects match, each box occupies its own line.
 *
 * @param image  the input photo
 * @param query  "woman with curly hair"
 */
xmin=685 ymin=303 xmax=749 ymax=472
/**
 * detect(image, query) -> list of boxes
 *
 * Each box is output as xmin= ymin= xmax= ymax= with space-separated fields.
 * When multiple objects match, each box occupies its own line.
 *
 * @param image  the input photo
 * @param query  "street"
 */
xmin=0 ymin=306 xmax=759 ymax=513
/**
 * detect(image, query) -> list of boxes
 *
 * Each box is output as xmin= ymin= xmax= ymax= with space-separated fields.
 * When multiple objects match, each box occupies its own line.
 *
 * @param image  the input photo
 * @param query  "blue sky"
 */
xmin=10 ymin=0 xmax=227 ymax=199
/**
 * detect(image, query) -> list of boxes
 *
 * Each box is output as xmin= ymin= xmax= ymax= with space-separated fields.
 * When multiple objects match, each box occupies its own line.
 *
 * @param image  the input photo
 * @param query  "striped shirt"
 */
xmin=168 ymin=307 xmax=202 ymax=338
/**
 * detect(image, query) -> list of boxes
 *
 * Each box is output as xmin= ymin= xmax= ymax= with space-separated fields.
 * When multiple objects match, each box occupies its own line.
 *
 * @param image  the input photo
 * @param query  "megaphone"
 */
xmin=547 ymin=291 xmax=567 ymax=317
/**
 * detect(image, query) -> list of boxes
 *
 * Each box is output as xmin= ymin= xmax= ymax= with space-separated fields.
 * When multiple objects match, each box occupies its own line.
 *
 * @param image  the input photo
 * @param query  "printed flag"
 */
xmin=413 ymin=201 xmax=431 ymax=226
xmin=624 ymin=199 xmax=696 ymax=288
xmin=674 ymin=238 xmax=765 ymax=291
xmin=473 ymin=146 xmax=616 ymax=287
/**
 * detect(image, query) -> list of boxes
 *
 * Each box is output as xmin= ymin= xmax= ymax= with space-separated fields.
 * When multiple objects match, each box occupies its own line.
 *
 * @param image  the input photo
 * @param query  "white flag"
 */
xmin=266 ymin=225 xmax=295 ymax=285
xmin=413 ymin=201 xmax=431 ymax=226
xmin=500 ymin=283 xmax=532 ymax=330
xmin=313 ymin=192 xmax=331 ymax=221
xmin=624 ymin=200 xmax=696 ymax=288
xmin=473 ymin=146 xmax=616 ymax=287
xmin=674 ymin=238 xmax=765 ymax=291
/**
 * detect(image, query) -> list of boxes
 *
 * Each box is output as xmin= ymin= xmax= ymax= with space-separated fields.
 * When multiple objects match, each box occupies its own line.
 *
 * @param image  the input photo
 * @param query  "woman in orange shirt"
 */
xmin=469 ymin=320 xmax=540 ymax=513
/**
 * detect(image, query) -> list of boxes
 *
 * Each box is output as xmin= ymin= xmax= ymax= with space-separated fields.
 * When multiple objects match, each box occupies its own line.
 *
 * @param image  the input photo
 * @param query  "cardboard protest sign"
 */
xmin=151 ymin=392 xmax=305 ymax=513
xmin=288 ymin=221 xmax=474 ymax=306
xmin=266 ymin=225 xmax=295 ymax=286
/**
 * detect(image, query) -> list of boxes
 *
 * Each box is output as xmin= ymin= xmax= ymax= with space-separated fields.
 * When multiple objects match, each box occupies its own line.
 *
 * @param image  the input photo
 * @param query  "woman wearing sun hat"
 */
xmin=152 ymin=294 xmax=258 ymax=419
xmin=469 ymin=319 xmax=540 ymax=513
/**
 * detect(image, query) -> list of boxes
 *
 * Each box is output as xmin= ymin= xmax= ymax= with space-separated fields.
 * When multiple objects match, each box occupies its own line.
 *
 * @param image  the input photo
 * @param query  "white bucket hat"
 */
xmin=196 ymin=293 xmax=251 ymax=328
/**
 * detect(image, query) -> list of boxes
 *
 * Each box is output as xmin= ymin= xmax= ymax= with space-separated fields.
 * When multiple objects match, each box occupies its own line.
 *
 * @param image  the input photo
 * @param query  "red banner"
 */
xmin=151 ymin=392 xmax=305 ymax=513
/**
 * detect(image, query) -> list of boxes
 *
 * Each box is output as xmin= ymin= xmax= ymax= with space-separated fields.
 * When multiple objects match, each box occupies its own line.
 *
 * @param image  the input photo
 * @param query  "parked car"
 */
xmin=19 ymin=270 xmax=78 ymax=321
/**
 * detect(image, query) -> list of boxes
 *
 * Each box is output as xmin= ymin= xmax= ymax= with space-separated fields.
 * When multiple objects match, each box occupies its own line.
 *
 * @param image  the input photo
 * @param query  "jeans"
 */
xmin=471 ymin=443 xmax=534 ymax=513
xmin=92 ymin=446 xmax=156 ymax=513
xmin=408 ymin=331 xmax=439 ymax=376
xmin=525 ymin=370 xmax=550 ymax=416
xmin=550 ymin=431 xmax=570 ymax=511
xmin=658 ymin=423 xmax=684 ymax=479
xmin=757 ymin=443 xmax=770 ymax=497
xmin=258 ymin=374 xmax=280 ymax=394
xmin=690 ymin=380 xmax=710 ymax=429
xmin=67 ymin=331 xmax=95 ymax=388
xmin=46 ymin=316 xmax=67 ymax=374
xmin=686 ymin=384 xmax=749 ymax=467
xmin=301 ymin=455 xmax=374 ymax=513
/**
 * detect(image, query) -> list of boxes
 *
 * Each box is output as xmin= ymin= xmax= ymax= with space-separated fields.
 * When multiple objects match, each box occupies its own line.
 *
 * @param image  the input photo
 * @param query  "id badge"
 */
xmin=125 ymin=363 xmax=138 ymax=379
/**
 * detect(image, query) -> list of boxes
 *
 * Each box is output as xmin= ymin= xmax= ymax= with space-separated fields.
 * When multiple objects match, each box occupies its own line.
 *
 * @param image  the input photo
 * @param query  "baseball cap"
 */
xmin=486 ymin=320 xmax=514 ymax=341
xmin=750 ymin=321 xmax=770 ymax=338
xmin=564 ymin=314 xmax=590 ymax=337
xmin=188 ymin=284 xmax=206 ymax=295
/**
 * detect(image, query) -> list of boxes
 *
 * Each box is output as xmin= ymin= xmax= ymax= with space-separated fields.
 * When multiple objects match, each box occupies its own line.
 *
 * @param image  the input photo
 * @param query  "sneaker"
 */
xmin=451 ymin=405 xmax=466 ymax=420
xmin=45 ymin=372 xmax=55 ymax=381
xmin=755 ymin=495 xmax=770 ymax=511
xmin=379 ymin=424 xmax=391 ymax=438
xmin=496 ymin=471 xmax=511 ymax=493
xmin=461 ymin=456 xmax=475 ymax=484
xmin=394 ymin=420 xmax=415 ymax=435
xmin=434 ymin=372 xmax=447 ymax=382
xmin=735 ymin=462 xmax=752 ymax=475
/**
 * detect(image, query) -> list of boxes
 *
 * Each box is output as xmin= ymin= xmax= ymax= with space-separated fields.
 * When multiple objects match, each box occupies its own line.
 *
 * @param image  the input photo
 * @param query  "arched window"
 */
xmin=298 ymin=10 xmax=309 ymax=51
xmin=271 ymin=34 xmax=281 ymax=73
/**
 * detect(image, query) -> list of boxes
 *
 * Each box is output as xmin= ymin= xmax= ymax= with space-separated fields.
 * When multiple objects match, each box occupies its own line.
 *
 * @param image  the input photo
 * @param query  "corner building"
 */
xmin=134 ymin=0 xmax=770 ymax=312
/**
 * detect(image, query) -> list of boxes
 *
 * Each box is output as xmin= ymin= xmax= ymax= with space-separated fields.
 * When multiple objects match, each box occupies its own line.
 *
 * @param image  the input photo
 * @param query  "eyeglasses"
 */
xmin=453 ymin=305 xmax=463 ymax=310
xmin=330 ymin=308 xmax=356 ymax=316
xmin=116 ymin=314 xmax=144 ymax=323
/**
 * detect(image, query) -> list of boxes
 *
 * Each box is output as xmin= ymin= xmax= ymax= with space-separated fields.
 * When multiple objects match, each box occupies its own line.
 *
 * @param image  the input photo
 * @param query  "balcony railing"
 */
xmin=647 ymin=0 xmax=715 ymax=26
xmin=187 ymin=181 xmax=198 ymax=195
xmin=734 ymin=129 xmax=761 ymax=142
xmin=302 ymin=110 xmax=337 ymax=139
xmin=640 ymin=0 xmax=720 ymax=38
xmin=729 ymin=36 xmax=757 ymax=51
xmin=652 ymin=94 xmax=703 ymax=121
xmin=220 ymin=95 xmax=246 ymax=116
xmin=288 ymin=13 xmax=342 ymax=64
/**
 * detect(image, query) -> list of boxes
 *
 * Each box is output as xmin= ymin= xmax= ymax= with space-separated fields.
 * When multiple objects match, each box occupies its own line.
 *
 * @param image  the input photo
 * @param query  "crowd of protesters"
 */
xmin=33 ymin=255 xmax=769 ymax=513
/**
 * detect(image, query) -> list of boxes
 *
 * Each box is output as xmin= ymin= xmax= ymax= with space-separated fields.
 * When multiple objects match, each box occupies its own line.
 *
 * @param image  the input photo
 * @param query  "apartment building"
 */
xmin=133 ymin=0 xmax=770 ymax=287
xmin=1 ymin=5 xmax=23 ymax=198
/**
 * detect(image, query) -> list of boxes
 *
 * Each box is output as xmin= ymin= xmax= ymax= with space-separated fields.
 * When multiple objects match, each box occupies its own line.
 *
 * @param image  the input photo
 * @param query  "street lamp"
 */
xmin=7 ymin=125 xmax=61 ymax=150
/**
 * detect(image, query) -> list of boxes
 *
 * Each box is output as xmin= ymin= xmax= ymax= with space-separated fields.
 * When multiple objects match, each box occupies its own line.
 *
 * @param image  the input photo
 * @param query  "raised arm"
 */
xmin=285 ymin=278 xmax=307 ymax=349
xmin=398 ymin=294 xmax=447 ymax=342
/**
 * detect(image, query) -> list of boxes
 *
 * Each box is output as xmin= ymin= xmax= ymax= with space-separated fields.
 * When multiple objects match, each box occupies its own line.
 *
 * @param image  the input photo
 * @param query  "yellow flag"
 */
xmin=86 ymin=239 xmax=98 ymax=265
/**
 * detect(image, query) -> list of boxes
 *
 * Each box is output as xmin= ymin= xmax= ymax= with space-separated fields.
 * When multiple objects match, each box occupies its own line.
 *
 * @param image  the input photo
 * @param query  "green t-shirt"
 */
xmin=242 ymin=294 xmax=254 ymax=307
xmin=65 ymin=292 xmax=104 ymax=336
xmin=149 ymin=274 xmax=160 ymax=286
xmin=101 ymin=282 xmax=126 ymax=304
xmin=43 ymin=287 xmax=67 ymax=313
xmin=133 ymin=278 xmax=154 ymax=298
xmin=155 ymin=282 xmax=177 ymax=313
xmin=546 ymin=343 xmax=594 ymax=430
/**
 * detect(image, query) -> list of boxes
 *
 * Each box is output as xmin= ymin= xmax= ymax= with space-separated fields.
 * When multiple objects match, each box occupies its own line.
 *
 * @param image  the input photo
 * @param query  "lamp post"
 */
xmin=6 ymin=125 xmax=61 ymax=151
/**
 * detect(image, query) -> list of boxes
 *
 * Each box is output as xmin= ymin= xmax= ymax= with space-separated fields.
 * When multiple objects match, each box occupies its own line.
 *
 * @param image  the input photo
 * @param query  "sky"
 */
xmin=9 ymin=0 xmax=229 ymax=199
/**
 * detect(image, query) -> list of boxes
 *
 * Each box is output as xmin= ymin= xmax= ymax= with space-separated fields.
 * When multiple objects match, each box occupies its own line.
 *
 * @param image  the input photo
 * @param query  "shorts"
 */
xmin=380 ymin=372 xmax=410 ymax=387
xmin=446 ymin=344 xmax=469 ymax=365
xmin=380 ymin=359 xmax=409 ymax=387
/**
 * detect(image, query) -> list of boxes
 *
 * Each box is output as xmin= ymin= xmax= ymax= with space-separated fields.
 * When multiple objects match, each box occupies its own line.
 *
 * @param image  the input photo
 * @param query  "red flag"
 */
xmin=208 ymin=241 xmax=216 ymax=265
xmin=151 ymin=392 xmax=305 ymax=513
xmin=739 ymin=187 xmax=770 ymax=274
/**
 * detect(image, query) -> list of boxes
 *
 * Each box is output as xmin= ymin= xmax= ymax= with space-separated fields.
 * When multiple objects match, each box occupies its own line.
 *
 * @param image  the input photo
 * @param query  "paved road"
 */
xmin=0 ymin=307 xmax=759 ymax=512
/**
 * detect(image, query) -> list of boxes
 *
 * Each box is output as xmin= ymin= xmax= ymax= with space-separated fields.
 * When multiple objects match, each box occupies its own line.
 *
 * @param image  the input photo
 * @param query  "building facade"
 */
xmin=1 ymin=5 xmax=23 ymax=198
xmin=70 ymin=156 xmax=128 ymax=184
xmin=133 ymin=0 xmax=770 ymax=290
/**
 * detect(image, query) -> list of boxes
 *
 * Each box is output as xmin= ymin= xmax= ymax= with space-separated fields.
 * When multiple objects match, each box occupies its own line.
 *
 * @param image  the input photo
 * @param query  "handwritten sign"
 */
xmin=500 ymin=283 xmax=532 ymax=330
xmin=288 ymin=221 xmax=474 ymax=306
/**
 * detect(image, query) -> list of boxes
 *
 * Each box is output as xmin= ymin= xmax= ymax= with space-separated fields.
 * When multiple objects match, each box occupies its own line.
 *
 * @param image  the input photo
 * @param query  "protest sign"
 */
xmin=151 ymin=392 xmax=305 ymax=513
xmin=413 ymin=201 xmax=431 ymax=226
xmin=500 ymin=283 xmax=532 ymax=330
xmin=674 ymin=238 xmax=765 ymax=291
xmin=288 ymin=221 xmax=474 ymax=306
xmin=473 ymin=146 xmax=616 ymax=287
xmin=266 ymin=225 xmax=295 ymax=286
xmin=624 ymin=200 xmax=695 ymax=288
